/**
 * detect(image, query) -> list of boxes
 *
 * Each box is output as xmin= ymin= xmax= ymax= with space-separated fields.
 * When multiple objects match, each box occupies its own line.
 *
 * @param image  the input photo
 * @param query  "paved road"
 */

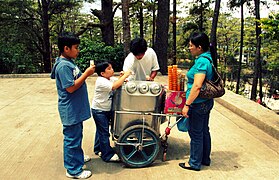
xmin=0 ymin=76 xmax=278 ymax=180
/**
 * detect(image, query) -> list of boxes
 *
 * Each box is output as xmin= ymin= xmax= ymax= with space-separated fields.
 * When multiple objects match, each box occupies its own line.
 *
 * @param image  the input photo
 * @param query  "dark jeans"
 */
xmin=188 ymin=99 xmax=214 ymax=169
xmin=91 ymin=109 xmax=115 ymax=162
xmin=63 ymin=122 xmax=84 ymax=175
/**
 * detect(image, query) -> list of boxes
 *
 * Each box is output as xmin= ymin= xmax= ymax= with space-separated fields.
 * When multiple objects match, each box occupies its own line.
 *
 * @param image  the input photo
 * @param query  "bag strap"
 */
xmin=200 ymin=56 xmax=222 ymax=79
xmin=200 ymin=56 xmax=218 ymax=72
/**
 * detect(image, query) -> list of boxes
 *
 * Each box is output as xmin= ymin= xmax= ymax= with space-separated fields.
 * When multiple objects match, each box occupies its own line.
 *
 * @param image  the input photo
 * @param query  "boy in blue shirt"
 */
xmin=51 ymin=32 xmax=95 ymax=179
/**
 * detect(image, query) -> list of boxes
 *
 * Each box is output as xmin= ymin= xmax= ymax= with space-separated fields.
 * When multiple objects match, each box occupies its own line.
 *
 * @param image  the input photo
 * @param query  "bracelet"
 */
xmin=185 ymin=104 xmax=191 ymax=107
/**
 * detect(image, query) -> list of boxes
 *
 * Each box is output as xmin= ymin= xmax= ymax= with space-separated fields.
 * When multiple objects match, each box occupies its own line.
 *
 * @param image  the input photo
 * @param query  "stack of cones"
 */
xmin=168 ymin=65 xmax=184 ymax=91
xmin=168 ymin=66 xmax=173 ymax=90
xmin=172 ymin=65 xmax=178 ymax=91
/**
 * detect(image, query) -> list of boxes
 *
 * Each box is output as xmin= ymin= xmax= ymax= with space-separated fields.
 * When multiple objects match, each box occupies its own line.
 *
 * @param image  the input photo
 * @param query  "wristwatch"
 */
xmin=185 ymin=104 xmax=191 ymax=107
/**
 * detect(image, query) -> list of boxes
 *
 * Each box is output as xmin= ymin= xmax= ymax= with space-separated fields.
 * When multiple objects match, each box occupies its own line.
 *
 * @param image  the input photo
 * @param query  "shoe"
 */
xmin=66 ymin=170 xmax=92 ymax=179
xmin=179 ymin=163 xmax=200 ymax=171
xmin=202 ymin=162 xmax=210 ymax=166
xmin=108 ymin=154 xmax=120 ymax=162
xmin=84 ymin=155 xmax=91 ymax=163
xmin=95 ymin=152 xmax=102 ymax=157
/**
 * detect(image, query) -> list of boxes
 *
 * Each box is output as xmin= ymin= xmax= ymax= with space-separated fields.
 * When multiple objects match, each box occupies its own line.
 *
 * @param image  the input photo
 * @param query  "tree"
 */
xmin=122 ymin=0 xmax=131 ymax=57
xmin=190 ymin=0 xmax=211 ymax=32
xmin=261 ymin=13 xmax=279 ymax=95
xmin=38 ymin=0 xmax=81 ymax=72
xmin=228 ymin=0 xmax=246 ymax=94
xmin=261 ymin=13 xmax=279 ymax=42
xmin=90 ymin=0 xmax=118 ymax=46
xmin=78 ymin=0 xmax=121 ymax=46
xmin=154 ymin=0 xmax=170 ymax=75
xmin=172 ymin=0 xmax=177 ymax=65
xmin=210 ymin=0 xmax=221 ymax=68
xmin=216 ymin=14 xmax=240 ymax=84
xmin=0 ymin=0 xmax=80 ymax=73
xmin=251 ymin=0 xmax=262 ymax=101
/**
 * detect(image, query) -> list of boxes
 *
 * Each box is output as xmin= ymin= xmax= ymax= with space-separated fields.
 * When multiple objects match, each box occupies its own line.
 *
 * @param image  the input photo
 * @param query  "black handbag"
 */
xmin=198 ymin=57 xmax=225 ymax=99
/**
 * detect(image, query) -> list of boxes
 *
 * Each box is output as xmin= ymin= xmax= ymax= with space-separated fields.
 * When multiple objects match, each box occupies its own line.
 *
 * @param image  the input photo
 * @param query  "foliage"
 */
xmin=260 ymin=13 xmax=279 ymax=42
xmin=216 ymin=14 xmax=240 ymax=61
xmin=0 ymin=0 xmax=85 ymax=73
xmin=0 ymin=0 xmax=41 ymax=73
xmin=77 ymin=37 xmax=124 ymax=72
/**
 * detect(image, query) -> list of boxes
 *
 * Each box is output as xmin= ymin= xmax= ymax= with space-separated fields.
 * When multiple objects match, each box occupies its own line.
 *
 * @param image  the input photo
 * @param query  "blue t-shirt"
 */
xmin=186 ymin=51 xmax=214 ymax=104
xmin=51 ymin=57 xmax=91 ymax=126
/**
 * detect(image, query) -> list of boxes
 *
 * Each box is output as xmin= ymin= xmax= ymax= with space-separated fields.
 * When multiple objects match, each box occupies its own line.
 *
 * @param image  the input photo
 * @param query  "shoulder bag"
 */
xmin=198 ymin=56 xmax=225 ymax=99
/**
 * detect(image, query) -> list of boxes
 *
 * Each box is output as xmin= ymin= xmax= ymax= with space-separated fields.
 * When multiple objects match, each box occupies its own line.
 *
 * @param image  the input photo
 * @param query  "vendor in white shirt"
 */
xmin=123 ymin=38 xmax=160 ymax=81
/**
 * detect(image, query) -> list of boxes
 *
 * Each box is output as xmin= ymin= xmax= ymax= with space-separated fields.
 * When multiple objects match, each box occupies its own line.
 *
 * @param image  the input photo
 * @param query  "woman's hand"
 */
xmin=182 ymin=106 xmax=189 ymax=118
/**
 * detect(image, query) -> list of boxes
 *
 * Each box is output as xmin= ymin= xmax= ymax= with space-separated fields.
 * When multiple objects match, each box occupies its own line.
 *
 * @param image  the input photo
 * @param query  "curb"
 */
xmin=215 ymin=90 xmax=279 ymax=140
xmin=0 ymin=73 xmax=121 ymax=78
xmin=0 ymin=74 xmax=51 ymax=78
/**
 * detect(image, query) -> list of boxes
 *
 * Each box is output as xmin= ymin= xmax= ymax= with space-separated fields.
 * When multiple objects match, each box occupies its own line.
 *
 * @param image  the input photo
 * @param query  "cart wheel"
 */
xmin=116 ymin=125 xmax=160 ymax=168
xmin=162 ymin=152 xmax=167 ymax=162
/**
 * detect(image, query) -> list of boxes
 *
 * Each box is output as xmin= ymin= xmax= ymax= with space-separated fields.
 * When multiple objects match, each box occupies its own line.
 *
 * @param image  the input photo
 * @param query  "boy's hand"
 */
xmin=119 ymin=71 xmax=124 ymax=77
xmin=85 ymin=65 xmax=95 ymax=76
xmin=123 ymin=70 xmax=132 ymax=77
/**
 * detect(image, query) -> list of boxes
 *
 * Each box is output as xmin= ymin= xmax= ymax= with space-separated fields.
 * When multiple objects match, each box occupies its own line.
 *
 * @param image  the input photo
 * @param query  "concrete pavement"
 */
xmin=0 ymin=75 xmax=278 ymax=179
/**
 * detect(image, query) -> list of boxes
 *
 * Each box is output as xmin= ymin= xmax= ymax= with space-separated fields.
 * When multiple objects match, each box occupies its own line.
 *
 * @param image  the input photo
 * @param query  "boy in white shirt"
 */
xmin=91 ymin=62 xmax=131 ymax=162
xmin=123 ymin=38 xmax=160 ymax=81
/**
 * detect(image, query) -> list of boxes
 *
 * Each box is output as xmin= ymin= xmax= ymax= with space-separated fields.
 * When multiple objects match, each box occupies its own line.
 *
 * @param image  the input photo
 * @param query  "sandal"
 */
xmin=66 ymin=170 xmax=92 ymax=179
xmin=179 ymin=163 xmax=200 ymax=171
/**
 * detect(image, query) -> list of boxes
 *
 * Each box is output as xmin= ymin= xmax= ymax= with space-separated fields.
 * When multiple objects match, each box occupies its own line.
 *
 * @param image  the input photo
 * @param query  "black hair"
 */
xmin=189 ymin=32 xmax=210 ymax=52
xmin=95 ymin=61 xmax=111 ymax=76
xmin=130 ymin=38 xmax=147 ymax=56
xmin=189 ymin=32 xmax=217 ymax=67
xmin=58 ymin=32 xmax=80 ymax=53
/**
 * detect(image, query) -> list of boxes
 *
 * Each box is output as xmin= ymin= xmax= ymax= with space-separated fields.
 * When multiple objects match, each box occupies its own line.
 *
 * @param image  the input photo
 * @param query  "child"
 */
xmin=50 ymin=32 xmax=95 ymax=179
xmin=91 ymin=62 xmax=131 ymax=162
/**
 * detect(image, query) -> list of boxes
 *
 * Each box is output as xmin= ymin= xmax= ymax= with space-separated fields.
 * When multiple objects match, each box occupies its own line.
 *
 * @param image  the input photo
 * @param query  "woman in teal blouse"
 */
xmin=179 ymin=32 xmax=216 ymax=171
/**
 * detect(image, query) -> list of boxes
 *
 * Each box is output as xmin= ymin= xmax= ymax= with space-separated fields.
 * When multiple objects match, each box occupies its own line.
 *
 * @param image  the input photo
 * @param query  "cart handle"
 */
xmin=115 ymin=111 xmax=182 ymax=117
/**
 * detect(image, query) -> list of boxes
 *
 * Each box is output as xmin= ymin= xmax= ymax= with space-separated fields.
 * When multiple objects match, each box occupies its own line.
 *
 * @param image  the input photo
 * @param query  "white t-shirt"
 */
xmin=92 ymin=76 xmax=118 ymax=111
xmin=123 ymin=48 xmax=160 ymax=81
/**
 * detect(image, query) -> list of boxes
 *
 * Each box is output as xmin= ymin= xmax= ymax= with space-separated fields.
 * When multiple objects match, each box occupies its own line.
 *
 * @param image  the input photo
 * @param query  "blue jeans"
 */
xmin=63 ymin=122 xmax=84 ymax=175
xmin=188 ymin=99 xmax=214 ymax=169
xmin=92 ymin=109 xmax=115 ymax=162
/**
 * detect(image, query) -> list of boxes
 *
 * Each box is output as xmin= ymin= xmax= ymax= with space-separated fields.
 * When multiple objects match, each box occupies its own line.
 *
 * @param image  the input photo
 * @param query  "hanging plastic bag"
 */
xmin=177 ymin=117 xmax=189 ymax=132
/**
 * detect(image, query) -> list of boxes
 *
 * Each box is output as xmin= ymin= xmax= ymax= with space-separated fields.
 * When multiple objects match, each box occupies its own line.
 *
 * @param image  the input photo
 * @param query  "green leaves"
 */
xmin=77 ymin=37 xmax=124 ymax=72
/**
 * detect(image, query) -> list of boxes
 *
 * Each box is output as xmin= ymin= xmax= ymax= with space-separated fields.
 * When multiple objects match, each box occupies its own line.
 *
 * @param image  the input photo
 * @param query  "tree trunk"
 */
xmin=78 ymin=0 xmax=120 ymax=46
xmin=210 ymin=0 xmax=221 ymax=68
xmin=154 ymin=0 xmax=170 ymax=75
xmin=251 ymin=0 xmax=262 ymax=101
xmin=236 ymin=0 xmax=244 ymax=94
xmin=139 ymin=1 xmax=144 ymax=39
xmin=172 ymin=0 xmax=177 ymax=65
xmin=199 ymin=0 xmax=204 ymax=32
xmin=122 ymin=0 xmax=131 ymax=57
xmin=101 ymin=0 xmax=114 ymax=46
xmin=42 ymin=0 xmax=51 ymax=73
xmin=151 ymin=0 xmax=156 ymax=48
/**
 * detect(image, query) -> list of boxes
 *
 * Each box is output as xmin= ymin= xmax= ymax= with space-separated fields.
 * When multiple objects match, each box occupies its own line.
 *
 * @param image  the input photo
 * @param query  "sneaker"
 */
xmin=95 ymin=152 xmax=102 ymax=157
xmin=84 ymin=155 xmax=91 ymax=163
xmin=108 ymin=154 xmax=120 ymax=162
xmin=66 ymin=170 xmax=92 ymax=179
